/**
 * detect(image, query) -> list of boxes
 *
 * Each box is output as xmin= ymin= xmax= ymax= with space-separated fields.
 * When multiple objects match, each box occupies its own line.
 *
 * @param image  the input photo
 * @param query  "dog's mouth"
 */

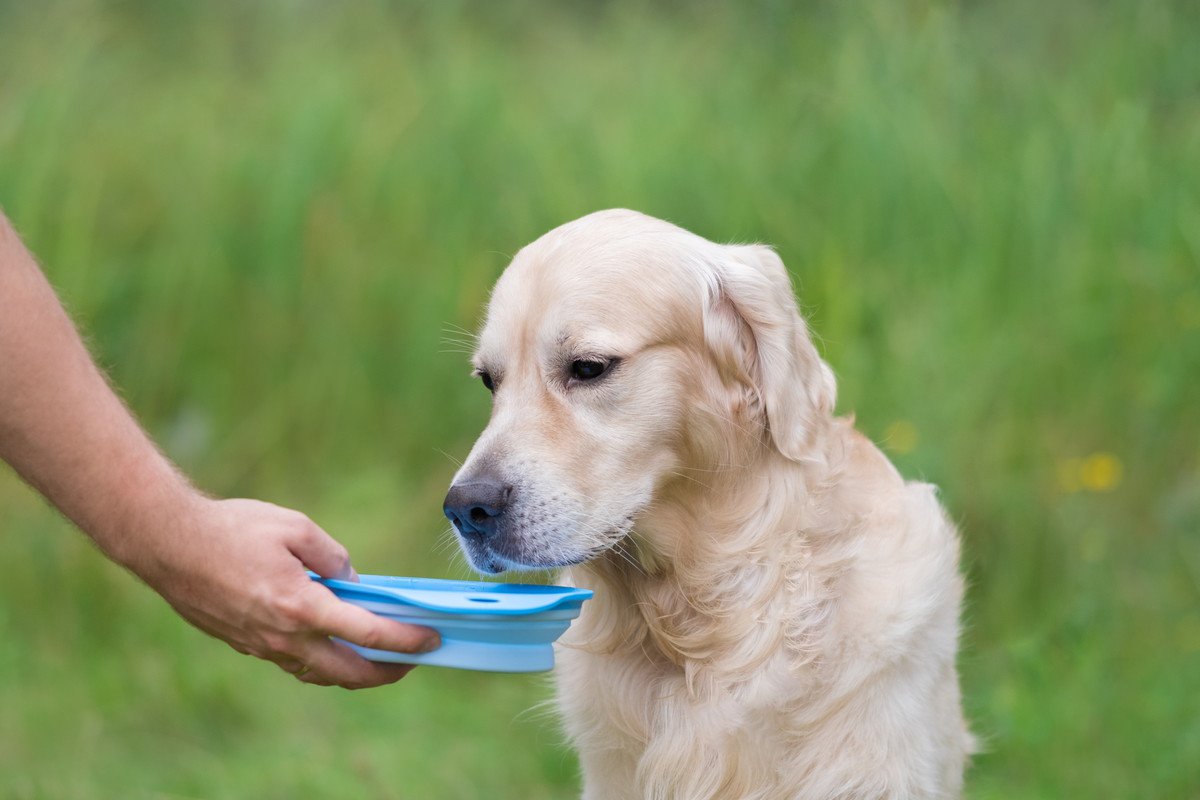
xmin=455 ymin=517 xmax=636 ymax=575
xmin=462 ymin=546 xmax=589 ymax=575
xmin=458 ymin=536 xmax=595 ymax=575
xmin=458 ymin=537 xmax=590 ymax=575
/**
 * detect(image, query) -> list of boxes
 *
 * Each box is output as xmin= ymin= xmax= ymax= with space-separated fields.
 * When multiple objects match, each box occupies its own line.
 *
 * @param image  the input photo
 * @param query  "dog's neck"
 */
xmin=565 ymin=422 xmax=849 ymax=695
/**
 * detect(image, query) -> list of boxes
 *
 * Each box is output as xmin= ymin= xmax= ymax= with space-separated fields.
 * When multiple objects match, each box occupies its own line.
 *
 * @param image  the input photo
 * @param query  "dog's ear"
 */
xmin=704 ymin=244 xmax=836 ymax=460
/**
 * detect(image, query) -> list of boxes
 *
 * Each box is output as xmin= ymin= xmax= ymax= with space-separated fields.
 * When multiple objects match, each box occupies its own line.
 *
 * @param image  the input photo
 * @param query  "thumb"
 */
xmin=286 ymin=517 xmax=356 ymax=581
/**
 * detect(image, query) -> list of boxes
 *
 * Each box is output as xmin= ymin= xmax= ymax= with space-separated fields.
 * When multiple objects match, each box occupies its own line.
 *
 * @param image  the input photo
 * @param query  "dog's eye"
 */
xmin=570 ymin=359 xmax=610 ymax=382
xmin=477 ymin=371 xmax=496 ymax=392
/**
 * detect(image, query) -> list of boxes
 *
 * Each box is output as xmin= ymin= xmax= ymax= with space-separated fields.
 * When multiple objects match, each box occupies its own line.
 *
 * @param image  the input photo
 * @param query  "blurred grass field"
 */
xmin=1 ymin=0 xmax=1198 ymax=797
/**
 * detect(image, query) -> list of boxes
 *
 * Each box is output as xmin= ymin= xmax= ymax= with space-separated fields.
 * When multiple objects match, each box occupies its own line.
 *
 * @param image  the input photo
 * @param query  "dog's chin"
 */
xmin=457 ymin=538 xmax=601 ymax=576
xmin=465 ymin=548 xmax=527 ymax=575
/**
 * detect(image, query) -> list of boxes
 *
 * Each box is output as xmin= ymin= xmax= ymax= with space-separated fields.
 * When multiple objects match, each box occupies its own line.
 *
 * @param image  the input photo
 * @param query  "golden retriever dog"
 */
xmin=443 ymin=209 xmax=972 ymax=799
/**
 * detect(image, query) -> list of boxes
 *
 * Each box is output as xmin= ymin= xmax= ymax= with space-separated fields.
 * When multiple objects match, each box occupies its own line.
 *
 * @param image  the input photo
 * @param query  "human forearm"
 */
xmin=0 ymin=213 xmax=193 ymax=569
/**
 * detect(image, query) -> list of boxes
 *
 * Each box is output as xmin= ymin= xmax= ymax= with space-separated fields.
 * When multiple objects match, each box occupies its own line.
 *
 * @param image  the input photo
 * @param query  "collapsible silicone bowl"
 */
xmin=311 ymin=574 xmax=593 ymax=673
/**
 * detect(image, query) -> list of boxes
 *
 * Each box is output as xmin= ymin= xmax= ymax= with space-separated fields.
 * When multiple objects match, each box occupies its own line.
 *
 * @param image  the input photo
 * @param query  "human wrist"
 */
xmin=92 ymin=451 xmax=206 ymax=580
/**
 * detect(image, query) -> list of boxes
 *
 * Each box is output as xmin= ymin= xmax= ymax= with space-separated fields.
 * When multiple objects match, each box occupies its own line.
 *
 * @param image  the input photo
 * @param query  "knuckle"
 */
xmin=273 ymin=590 xmax=312 ymax=627
xmin=279 ymin=510 xmax=313 ymax=540
xmin=247 ymin=580 xmax=276 ymax=614
xmin=297 ymin=515 xmax=322 ymax=541
xmin=355 ymin=626 xmax=384 ymax=651
xmin=284 ymin=507 xmax=310 ymax=526
xmin=260 ymin=632 xmax=293 ymax=656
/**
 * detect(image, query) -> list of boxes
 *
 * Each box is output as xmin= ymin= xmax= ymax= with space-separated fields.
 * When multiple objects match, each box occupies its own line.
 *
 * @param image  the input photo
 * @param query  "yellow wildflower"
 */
xmin=1057 ymin=453 xmax=1123 ymax=494
xmin=1080 ymin=453 xmax=1122 ymax=492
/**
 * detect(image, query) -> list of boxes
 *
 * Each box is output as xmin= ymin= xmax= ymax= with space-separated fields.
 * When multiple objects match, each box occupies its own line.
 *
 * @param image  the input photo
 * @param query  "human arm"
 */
xmin=0 ymin=212 xmax=438 ymax=688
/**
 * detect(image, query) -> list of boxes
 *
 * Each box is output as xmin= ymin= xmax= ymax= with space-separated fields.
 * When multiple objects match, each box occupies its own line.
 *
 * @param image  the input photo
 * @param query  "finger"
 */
xmin=308 ymin=591 xmax=441 ymax=654
xmin=271 ymin=656 xmax=332 ymax=685
xmin=286 ymin=516 xmax=354 ymax=580
xmin=297 ymin=673 xmax=334 ymax=687
xmin=294 ymin=663 xmax=335 ymax=687
xmin=297 ymin=636 xmax=416 ymax=689
xmin=275 ymin=658 xmax=306 ymax=675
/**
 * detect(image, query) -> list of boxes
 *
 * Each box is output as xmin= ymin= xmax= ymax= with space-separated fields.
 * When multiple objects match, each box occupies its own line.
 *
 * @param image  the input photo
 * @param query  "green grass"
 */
xmin=1 ymin=1 xmax=1198 ymax=797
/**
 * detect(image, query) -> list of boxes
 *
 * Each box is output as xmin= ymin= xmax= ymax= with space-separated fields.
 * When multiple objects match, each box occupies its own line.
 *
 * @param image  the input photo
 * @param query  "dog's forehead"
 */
xmin=479 ymin=237 xmax=709 ymax=361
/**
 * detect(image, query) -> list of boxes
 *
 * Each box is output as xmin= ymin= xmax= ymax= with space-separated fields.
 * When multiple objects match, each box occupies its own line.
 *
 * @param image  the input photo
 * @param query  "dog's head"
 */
xmin=444 ymin=209 xmax=835 ymax=574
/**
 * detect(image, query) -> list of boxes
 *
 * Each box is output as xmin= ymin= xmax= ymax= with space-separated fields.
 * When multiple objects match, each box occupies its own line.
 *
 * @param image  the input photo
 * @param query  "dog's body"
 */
xmin=444 ymin=210 xmax=971 ymax=799
xmin=556 ymin=425 xmax=968 ymax=800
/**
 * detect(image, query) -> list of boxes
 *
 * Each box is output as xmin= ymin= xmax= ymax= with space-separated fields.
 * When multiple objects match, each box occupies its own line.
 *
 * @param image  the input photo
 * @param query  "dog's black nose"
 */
xmin=443 ymin=479 xmax=512 ymax=539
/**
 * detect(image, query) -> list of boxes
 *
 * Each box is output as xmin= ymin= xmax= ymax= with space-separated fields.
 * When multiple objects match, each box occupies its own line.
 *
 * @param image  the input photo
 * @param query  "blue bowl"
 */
xmin=312 ymin=574 xmax=593 ymax=673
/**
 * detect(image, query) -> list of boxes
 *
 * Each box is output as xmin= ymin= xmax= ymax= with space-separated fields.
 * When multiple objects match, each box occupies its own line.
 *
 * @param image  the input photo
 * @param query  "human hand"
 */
xmin=0 ymin=216 xmax=438 ymax=688
xmin=131 ymin=496 xmax=440 ymax=689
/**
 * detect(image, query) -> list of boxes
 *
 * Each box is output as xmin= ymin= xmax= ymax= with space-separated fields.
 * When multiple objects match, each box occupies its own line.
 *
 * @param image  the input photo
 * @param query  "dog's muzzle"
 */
xmin=443 ymin=477 xmax=512 ymax=541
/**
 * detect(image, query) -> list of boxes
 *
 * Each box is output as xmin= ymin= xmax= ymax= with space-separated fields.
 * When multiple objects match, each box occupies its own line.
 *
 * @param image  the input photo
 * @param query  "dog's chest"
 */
xmin=555 ymin=646 xmax=806 ymax=798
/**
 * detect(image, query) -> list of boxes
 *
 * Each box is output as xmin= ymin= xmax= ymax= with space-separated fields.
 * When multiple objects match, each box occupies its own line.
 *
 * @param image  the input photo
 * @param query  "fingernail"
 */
xmin=418 ymin=634 xmax=441 ymax=653
xmin=348 ymin=567 xmax=360 ymax=582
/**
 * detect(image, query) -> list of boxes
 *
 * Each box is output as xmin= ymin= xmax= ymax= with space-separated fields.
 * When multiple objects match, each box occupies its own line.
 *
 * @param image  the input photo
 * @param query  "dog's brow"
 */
xmin=552 ymin=328 xmax=626 ymax=357
xmin=471 ymin=352 xmax=499 ymax=375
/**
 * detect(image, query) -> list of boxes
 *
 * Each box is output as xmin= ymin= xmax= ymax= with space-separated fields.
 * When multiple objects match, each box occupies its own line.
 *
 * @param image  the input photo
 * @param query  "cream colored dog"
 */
xmin=443 ymin=209 xmax=972 ymax=799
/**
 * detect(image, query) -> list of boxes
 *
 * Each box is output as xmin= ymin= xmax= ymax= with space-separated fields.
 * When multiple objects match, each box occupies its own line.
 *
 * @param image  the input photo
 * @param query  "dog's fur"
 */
xmin=447 ymin=210 xmax=972 ymax=799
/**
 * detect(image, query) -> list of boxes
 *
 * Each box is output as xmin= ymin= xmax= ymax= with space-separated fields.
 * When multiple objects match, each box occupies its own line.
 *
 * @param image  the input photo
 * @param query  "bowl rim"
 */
xmin=312 ymin=573 xmax=594 ymax=616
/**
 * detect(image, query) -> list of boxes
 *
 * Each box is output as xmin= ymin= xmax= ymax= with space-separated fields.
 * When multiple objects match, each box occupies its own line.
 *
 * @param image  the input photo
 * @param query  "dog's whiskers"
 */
xmin=441 ymin=321 xmax=479 ymax=338
xmin=432 ymin=527 xmax=462 ymax=555
xmin=440 ymin=324 xmax=481 ymax=359
xmin=610 ymin=541 xmax=647 ymax=576
xmin=434 ymin=448 xmax=465 ymax=467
